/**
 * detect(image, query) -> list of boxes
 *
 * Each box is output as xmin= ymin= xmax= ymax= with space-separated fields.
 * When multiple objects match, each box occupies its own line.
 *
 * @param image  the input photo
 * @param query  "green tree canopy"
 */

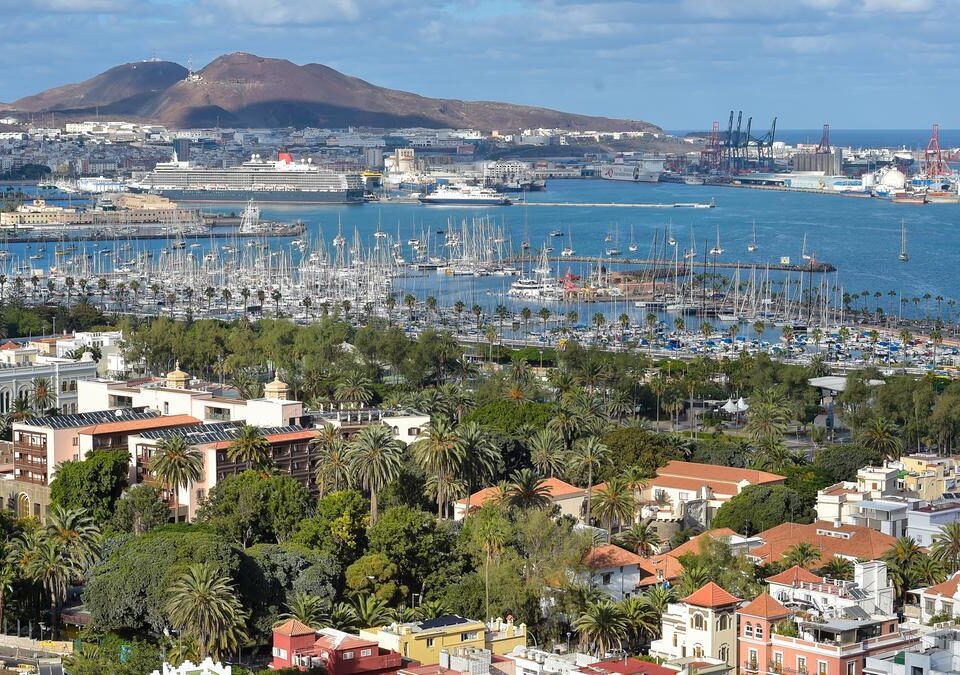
xmin=712 ymin=484 xmax=815 ymax=536
xmin=49 ymin=449 xmax=129 ymax=526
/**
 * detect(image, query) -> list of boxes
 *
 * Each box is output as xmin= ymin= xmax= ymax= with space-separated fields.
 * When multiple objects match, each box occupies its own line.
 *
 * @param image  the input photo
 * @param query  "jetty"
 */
xmin=521 ymin=200 xmax=715 ymax=209
xmin=513 ymin=255 xmax=836 ymax=273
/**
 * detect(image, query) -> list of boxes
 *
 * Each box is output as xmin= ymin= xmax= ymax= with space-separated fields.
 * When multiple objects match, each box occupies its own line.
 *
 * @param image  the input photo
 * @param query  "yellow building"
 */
xmin=359 ymin=616 xmax=526 ymax=666
xmin=900 ymin=453 xmax=960 ymax=501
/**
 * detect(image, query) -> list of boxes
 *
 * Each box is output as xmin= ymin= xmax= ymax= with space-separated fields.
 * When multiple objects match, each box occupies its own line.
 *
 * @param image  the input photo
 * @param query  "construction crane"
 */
xmin=925 ymin=123 xmax=950 ymax=178
xmin=816 ymin=124 xmax=831 ymax=153
xmin=699 ymin=121 xmax=722 ymax=171
xmin=755 ymin=117 xmax=778 ymax=168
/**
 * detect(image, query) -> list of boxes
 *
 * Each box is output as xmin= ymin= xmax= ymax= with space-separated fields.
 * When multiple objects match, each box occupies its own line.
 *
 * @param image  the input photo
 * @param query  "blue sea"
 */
xmin=4 ymin=180 xmax=957 ymax=325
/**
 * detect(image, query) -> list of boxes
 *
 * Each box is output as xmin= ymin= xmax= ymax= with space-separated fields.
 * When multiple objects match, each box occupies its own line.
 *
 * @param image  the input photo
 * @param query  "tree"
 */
xmin=411 ymin=418 xmax=464 ymax=518
xmin=166 ymin=562 xmax=248 ymax=661
xmin=367 ymin=506 xmax=458 ymax=599
xmin=505 ymin=469 xmax=552 ymax=510
xmin=712 ymin=485 xmax=814 ymax=536
xmin=311 ymin=427 xmax=351 ymax=498
xmin=111 ymin=484 xmax=171 ymax=535
xmin=291 ymin=490 xmax=369 ymax=570
xmin=592 ymin=477 xmax=636 ymax=540
xmin=527 ymin=429 xmax=565 ymax=477
xmin=150 ymin=436 xmax=203 ymax=524
xmin=818 ymin=556 xmax=854 ymax=581
xmin=345 ymin=553 xmax=402 ymax=602
xmin=616 ymin=520 xmax=661 ymax=556
xmin=467 ymin=504 xmax=509 ymax=621
xmin=278 ymin=592 xmax=330 ymax=629
xmin=46 ymin=504 xmax=102 ymax=571
xmin=49 ymin=449 xmax=129 ymax=527
xmin=346 ymin=425 xmax=405 ymax=523
xmin=782 ymin=542 xmax=821 ymax=569
xmin=30 ymin=377 xmax=54 ymax=412
xmin=933 ymin=522 xmax=960 ymax=573
xmin=25 ymin=537 xmax=75 ymax=639
xmin=227 ymin=424 xmax=273 ymax=470
xmin=456 ymin=421 xmax=500 ymax=515
xmin=574 ymin=600 xmax=629 ymax=656
xmin=351 ymin=593 xmax=392 ymax=629
xmin=858 ymin=417 xmax=904 ymax=461
xmin=568 ymin=436 xmax=610 ymax=524
xmin=335 ymin=371 xmax=374 ymax=408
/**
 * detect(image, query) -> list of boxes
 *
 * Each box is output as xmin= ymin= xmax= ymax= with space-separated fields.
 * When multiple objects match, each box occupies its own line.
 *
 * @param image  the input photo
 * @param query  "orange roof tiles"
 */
xmin=206 ymin=429 xmax=319 ymax=450
xmin=750 ymin=522 xmax=898 ymax=564
xmin=682 ymin=581 xmax=741 ymax=608
xmin=921 ymin=572 xmax=960 ymax=598
xmin=0 ymin=341 xmax=22 ymax=350
xmin=584 ymin=544 xmax=645 ymax=570
xmin=669 ymin=528 xmax=739 ymax=558
xmin=765 ymin=565 xmax=825 ymax=586
xmin=657 ymin=460 xmax=786 ymax=486
xmin=77 ymin=414 xmax=201 ymax=436
xmin=314 ymin=631 xmax=377 ymax=650
xmin=739 ymin=592 xmax=790 ymax=619
xmin=457 ymin=477 xmax=583 ymax=507
xmin=274 ymin=619 xmax=315 ymax=637
xmin=636 ymin=554 xmax=684 ymax=587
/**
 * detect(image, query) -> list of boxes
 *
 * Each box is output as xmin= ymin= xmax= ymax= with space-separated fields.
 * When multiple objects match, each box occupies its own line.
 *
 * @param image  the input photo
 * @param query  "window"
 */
xmin=718 ymin=614 xmax=731 ymax=630
xmin=163 ymin=402 xmax=170 ymax=414
xmin=846 ymin=662 xmax=855 ymax=675
xmin=693 ymin=645 xmax=703 ymax=658
xmin=818 ymin=660 xmax=828 ymax=675
xmin=692 ymin=613 xmax=706 ymax=630
xmin=461 ymin=632 xmax=478 ymax=641
xmin=602 ymin=573 xmax=613 ymax=585
xmin=343 ymin=651 xmax=354 ymax=660
xmin=943 ymin=602 xmax=953 ymax=616
xmin=755 ymin=624 xmax=763 ymax=639
xmin=748 ymin=649 xmax=759 ymax=670
xmin=744 ymin=623 xmax=754 ymax=637
xmin=798 ymin=657 xmax=807 ymax=674
xmin=718 ymin=644 xmax=729 ymax=663
xmin=426 ymin=638 xmax=434 ymax=648
xmin=926 ymin=599 xmax=937 ymax=614
xmin=360 ymin=649 xmax=372 ymax=657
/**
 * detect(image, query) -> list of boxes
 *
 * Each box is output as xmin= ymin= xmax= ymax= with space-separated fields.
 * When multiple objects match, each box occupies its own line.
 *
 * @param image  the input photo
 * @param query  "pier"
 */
xmin=520 ymin=200 xmax=716 ymax=209
xmin=513 ymin=255 xmax=836 ymax=273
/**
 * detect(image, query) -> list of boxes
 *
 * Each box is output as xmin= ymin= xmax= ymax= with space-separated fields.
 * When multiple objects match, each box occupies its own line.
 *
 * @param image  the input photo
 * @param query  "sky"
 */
xmin=0 ymin=0 xmax=956 ymax=129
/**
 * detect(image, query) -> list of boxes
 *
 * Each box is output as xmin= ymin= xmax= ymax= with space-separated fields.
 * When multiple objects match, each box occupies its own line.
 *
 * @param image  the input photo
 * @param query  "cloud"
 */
xmin=22 ymin=0 xmax=128 ymax=10
xmin=198 ymin=0 xmax=365 ymax=25
xmin=860 ymin=0 xmax=932 ymax=11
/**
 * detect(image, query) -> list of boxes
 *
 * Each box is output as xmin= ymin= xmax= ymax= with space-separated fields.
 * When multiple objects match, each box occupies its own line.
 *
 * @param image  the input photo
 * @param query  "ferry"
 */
xmin=418 ymin=184 xmax=511 ymax=206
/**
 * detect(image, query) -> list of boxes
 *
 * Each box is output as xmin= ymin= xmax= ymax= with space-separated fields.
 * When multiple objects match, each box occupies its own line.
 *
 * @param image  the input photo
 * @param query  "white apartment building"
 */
xmin=765 ymin=561 xmax=895 ymax=617
xmin=0 ymin=341 xmax=97 ymax=414
xmin=908 ymin=501 xmax=960 ymax=547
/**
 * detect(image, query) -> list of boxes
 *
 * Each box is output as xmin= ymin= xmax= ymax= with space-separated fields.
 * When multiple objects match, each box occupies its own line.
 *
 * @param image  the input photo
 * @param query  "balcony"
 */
xmin=771 ymin=628 xmax=920 ymax=656
xmin=742 ymin=663 xmax=810 ymax=675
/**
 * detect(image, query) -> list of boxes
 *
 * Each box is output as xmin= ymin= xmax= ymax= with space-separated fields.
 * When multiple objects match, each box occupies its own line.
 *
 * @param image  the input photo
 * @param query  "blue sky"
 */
xmin=2 ymin=0 xmax=955 ymax=129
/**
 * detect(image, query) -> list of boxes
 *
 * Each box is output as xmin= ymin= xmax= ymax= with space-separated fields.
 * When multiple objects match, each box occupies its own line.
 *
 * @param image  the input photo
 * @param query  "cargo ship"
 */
xmin=132 ymin=152 xmax=364 ymax=204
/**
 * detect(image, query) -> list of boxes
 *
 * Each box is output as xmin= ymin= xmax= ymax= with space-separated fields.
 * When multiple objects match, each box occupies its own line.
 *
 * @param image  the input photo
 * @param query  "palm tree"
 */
xmin=592 ymin=477 xmax=636 ymax=540
xmin=351 ymin=593 xmax=392 ymax=629
xmin=25 ymin=538 xmax=74 ymax=639
xmin=473 ymin=505 xmax=508 ymax=620
xmin=150 ymin=436 xmax=204 ymax=523
xmin=912 ymin=554 xmax=947 ymax=587
xmin=616 ymin=520 xmax=662 ymax=556
xmin=311 ymin=426 xmax=351 ymax=497
xmin=548 ymin=408 xmax=581 ymax=450
xmin=46 ymin=504 xmax=101 ymax=569
xmin=818 ymin=556 xmax=854 ymax=581
xmin=620 ymin=595 xmax=660 ymax=647
xmin=456 ymin=421 xmax=500 ymax=516
xmin=933 ymin=522 xmax=960 ymax=573
xmin=30 ymin=377 xmax=55 ymax=412
xmin=346 ymin=425 xmax=404 ymax=523
xmin=505 ymin=468 xmax=552 ymax=510
xmin=568 ymin=436 xmax=610 ymax=524
xmin=744 ymin=390 xmax=790 ymax=448
xmin=527 ymin=429 xmax=565 ymax=477
xmin=415 ymin=599 xmax=450 ymax=620
xmin=329 ymin=603 xmax=361 ymax=632
xmin=0 ymin=543 xmax=15 ymax=634
xmin=411 ymin=418 xmax=464 ymax=518
xmin=278 ymin=592 xmax=330 ymax=629
xmin=226 ymin=424 xmax=273 ymax=470
xmin=334 ymin=371 xmax=374 ymax=408
xmin=783 ymin=542 xmax=821 ymax=569
xmin=574 ymin=600 xmax=629 ymax=656
xmin=859 ymin=417 xmax=903 ymax=461
xmin=166 ymin=562 xmax=248 ymax=661
xmin=676 ymin=564 xmax=711 ymax=596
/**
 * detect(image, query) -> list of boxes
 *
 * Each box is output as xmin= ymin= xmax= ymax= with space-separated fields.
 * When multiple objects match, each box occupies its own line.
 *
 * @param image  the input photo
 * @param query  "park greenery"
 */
xmin=3 ymin=314 xmax=960 ymax=670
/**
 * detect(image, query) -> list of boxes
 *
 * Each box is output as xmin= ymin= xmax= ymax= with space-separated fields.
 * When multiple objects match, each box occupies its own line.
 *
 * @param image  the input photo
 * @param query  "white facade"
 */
xmin=649 ymin=598 xmax=737 ymax=667
xmin=0 ymin=345 xmax=97 ymax=415
xmin=314 ymin=408 xmax=430 ymax=445
xmin=768 ymin=562 xmax=895 ymax=617
xmin=865 ymin=628 xmax=960 ymax=675
xmin=908 ymin=502 xmax=960 ymax=547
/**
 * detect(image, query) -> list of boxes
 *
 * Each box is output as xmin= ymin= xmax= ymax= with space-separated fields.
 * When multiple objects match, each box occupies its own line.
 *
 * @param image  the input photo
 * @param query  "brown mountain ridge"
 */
xmin=8 ymin=53 xmax=657 ymax=132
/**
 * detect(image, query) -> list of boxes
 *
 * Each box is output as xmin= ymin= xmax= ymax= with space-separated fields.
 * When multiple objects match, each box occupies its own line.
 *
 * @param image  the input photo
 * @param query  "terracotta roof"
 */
xmin=274 ymin=618 xmax=315 ymax=637
xmin=739 ymin=592 xmax=791 ymax=619
xmin=921 ymin=572 xmax=960 ymax=598
xmin=584 ymin=544 xmax=645 ymax=570
xmin=765 ymin=565 xmax=825 ymax=586
xmin=636 ymin=554 xmax=684 ymax=587
xmin=669 ymin=528 xmax=740 ymax=558
xmin=682 ymin=581 xmax=741 ymax=608
xmin=0 ymin=341 xmax=22 ymax=351
xmin=206 ymin=429 xmax=319 ymax=450
xmin=457 ymin=477 xmax=583 ymax=507
xmin=77 ymin=414 xmax=201 ymax=436
xmin=589 ymin=658 xmax=675 ymax=675
xmin=657 ymin=460 xmax=785 ymax=487
xmin=821 ymin=484 xmax=859 ymax=497
xmin=314 ymin=630 xmax=377 ymax=650
xmin=749 ymin=522 xmax=898 ymax=564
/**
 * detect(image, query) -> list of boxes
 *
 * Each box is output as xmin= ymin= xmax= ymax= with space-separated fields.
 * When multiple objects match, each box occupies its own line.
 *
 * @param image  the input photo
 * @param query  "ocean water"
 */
xmin=4 ymin=180 xmax=957 ymax=325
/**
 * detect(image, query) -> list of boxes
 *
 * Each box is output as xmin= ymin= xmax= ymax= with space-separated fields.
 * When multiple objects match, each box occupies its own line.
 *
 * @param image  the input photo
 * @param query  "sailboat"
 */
xmin=628 ymin=224 xmax=638 ymax=252
xmin=605 ymin=224 xmax=622 ymax=256
xmin=898 ymin=219 xmax=909 ymax=262
xmin=748 ymin=221 xmax=758 ymax=252
xmin=801 ymin=234 xmax=812 ymax=261
xmin=561 ymin=224 xmax=575 ymax=257
xmin=666 ymin=219 xmax=676 ymax=247
xmin=709 ymin=224 xmax=723 ymax=256
xmin=684 ymin=225 xmax=696 ymax=260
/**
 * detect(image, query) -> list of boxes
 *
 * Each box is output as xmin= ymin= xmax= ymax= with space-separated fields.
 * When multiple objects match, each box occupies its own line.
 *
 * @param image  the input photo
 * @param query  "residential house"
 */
xmin=360 ymin=616 xmax=526 ymax=666
xmin=764 ymin=561 xmax=895 ymax=617
xmin=314 ymin=407 xmax=430 ymax=445
xmin=816 ymin=465 xmax=921 ymax=537
xmin=747 ymin=522 xmax=899 ymax=565
xmin=911 ymin=573 xmax=960 ymax=623
xmin=907 ymin=501 xmax=960 ymax=547
xmin=454 ymin=478 xmax=584 ymax=521
xmin=864 ymin=627 xmax=960 ymax=675
xmin=271 ymin=621 xmax=404 ymax=674
xmin=648 ymin=582 xmax=740 ymax=669
xmin=899 ymin=454 xmax=960 ymax=501
xmin=642 ymin=461 xmax=785 ymax=528
xmin=582 ymin=545 xmax=646 ymax=600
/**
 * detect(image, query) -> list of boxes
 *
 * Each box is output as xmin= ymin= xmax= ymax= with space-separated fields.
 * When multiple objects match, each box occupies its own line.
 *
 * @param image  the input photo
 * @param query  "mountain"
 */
xmin=8 ymin=53 xmax=656 ymax=132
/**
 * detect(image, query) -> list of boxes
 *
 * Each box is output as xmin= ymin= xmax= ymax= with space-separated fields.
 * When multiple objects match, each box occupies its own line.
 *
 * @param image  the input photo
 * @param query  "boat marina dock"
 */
xmin=522 ymin=200 xmax=716 ymax=209
xmin=516 ymin=255 xmax=836 ymax=273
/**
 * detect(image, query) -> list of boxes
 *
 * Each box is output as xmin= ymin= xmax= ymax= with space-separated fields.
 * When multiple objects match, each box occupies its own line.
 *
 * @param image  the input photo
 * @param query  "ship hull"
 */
xmin=598 ymin=164 xmax=662 ymax=183
xmin=156 ymin=188 xmax=364 ymax=204
xmin=418 ymin=197 xmax=510 ymax=206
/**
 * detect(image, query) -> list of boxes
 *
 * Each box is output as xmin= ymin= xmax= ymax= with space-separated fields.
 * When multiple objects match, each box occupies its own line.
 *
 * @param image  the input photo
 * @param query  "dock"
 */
xmin=513 ymin=255 xmax=836 ymax=273
xmin=521 ymin=200 xmax=716 ymax=209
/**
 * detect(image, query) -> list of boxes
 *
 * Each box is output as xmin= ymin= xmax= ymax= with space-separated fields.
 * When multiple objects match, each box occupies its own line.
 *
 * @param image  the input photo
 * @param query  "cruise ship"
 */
xmin=132 ymin=152 xmax=364 ymax=204
xmin=598 ymin=156 xmax=665 ymax=183
xmin=418 ymin=184 xmax=511 ymax=206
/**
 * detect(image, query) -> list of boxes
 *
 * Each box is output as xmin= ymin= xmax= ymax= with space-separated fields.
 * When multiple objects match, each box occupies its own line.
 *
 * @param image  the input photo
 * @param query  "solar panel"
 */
xmin=138 ymin=422 xmax=311 ymax=446
xmin=28 ymin=407 xmax=159 ymax=430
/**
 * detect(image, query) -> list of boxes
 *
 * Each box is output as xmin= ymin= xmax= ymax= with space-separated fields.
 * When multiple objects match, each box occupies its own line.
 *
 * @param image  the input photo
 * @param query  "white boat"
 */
xmin=598 ymin=157 xmax=664 ymax=183
xmin=748 ymin=221 xmax=758 ymax=253
xmin=709 ymin=224 xmax=723 ymax=256
xmin=418 ymin=184 xmax=511 ymax=206
xmin=899 ymin=219 xmax=909 ymax=262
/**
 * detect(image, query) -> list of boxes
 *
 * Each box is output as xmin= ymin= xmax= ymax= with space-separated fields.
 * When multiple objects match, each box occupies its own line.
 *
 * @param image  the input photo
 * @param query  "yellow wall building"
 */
xmin=900 ymin=454 xmax=960 ymax=501
xmin=359 ymin=616 xmax=526 ymax=666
